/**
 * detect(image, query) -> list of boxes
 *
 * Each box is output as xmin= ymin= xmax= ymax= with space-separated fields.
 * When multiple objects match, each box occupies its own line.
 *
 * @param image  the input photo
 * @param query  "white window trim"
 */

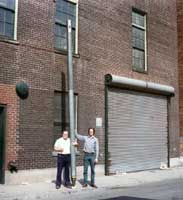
xmin=69 ymin=0 xmax=78 ymax=4
xmin=0 ymin=0 xmax=18 ymax=40
xmin=144 ymin=15 xmax=147 ymax=71
xmin=132 ymin=12 xmax=147 ymax=72
xmin=14 ymin=0 xmax=18 ymax=40
xmin=132 ymin=23 xmax=145 ymax=31
xmin=74 ymin=95 xmax=78 ymax=130
xmin=75 ymin=1 xmax=78 ymax=54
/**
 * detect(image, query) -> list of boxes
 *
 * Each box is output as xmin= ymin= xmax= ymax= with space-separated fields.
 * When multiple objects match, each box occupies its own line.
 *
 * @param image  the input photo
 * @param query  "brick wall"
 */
xmin=18 ymin=89 xmax=55 ymax=169
xmin=0 ymin=84 xmax=19 ymax=169
xmin=0 ymin=0 xmax=180 ymax=170
xmin=177 ymin=0 xmax=183 ymax=155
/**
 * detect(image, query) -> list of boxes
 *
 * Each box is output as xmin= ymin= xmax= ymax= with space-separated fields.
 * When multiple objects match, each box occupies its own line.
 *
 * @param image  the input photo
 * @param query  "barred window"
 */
xmin=132 ymin=10 xmax=147 ymax=72
xmin=53 ymin=92 xmax=77 ymax=143
xmin=0 ymin=0 xmax=16 ymax=39
xmin=54 ymin=0 xmax=78 ymax=53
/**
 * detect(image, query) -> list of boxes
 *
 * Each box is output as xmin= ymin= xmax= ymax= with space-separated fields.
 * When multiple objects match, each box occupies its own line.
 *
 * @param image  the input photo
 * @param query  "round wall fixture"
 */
xmin=16 ymin=81 xmax=29 ymax=99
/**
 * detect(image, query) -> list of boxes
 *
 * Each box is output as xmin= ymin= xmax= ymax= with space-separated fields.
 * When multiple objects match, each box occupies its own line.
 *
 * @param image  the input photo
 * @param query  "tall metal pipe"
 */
xmin=67 ymin=19 xmax=76 ymax=186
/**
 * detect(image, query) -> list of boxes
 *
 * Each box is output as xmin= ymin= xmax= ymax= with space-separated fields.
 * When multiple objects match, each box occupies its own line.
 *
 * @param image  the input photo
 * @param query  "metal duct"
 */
xmin=105 ymin=74 xmax=174 ymax=96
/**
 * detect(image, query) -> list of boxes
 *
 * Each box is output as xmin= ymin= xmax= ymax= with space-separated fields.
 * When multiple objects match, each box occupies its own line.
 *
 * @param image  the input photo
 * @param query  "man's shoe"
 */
xmin=91 ymin=184 xmax=98 ymax=188
xmin=65 ymin=185 xmax=72 ymax=189
xmin=65 ymin=183 xmax=72 ymax=189
xmin=82 ymin=183 xmax=88 ymax=187
xmin=65 ymin=182 xmax=72 ymax=186
xmin=56 ymin=185 xmax=60 ymax=189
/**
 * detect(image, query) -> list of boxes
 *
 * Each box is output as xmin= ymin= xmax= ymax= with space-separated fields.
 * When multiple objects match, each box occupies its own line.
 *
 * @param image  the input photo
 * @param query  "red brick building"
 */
xmin=177 ymin=0 xmax=183 ymax=155
xmin=0 ymin=0 xmax=180 ymax=183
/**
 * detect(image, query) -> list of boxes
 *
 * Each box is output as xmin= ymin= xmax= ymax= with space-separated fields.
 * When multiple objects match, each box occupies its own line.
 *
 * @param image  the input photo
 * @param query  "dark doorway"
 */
xmin=0 ymin=106 xmax=6 ymax=184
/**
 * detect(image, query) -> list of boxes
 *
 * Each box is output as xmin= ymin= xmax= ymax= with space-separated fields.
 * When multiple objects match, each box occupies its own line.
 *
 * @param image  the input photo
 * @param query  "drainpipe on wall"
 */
xmin=67 ymin=19 xmax=76 ymax=186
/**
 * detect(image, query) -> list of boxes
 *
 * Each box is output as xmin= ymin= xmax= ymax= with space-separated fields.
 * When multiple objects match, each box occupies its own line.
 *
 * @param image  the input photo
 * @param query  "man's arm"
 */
xmin=95 ymin=138 xmax=99 ymax=162
xmin=54 ymin=140 xmax=64 ymax=152
xmin=54 ymin=147 xmax=64 ymax=152
xmin=75 ymin=130 xmax=86 ymax=141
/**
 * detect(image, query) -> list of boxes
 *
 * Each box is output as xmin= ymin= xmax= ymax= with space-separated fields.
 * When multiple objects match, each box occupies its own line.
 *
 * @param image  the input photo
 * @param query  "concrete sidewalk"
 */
xmin=0 ymin=166 xmax=183 ymax=200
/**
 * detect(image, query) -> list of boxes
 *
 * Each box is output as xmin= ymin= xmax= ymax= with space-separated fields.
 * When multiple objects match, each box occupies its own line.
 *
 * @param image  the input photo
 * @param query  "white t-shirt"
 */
xmin=54 ymin=137 xmax=71 ymax=154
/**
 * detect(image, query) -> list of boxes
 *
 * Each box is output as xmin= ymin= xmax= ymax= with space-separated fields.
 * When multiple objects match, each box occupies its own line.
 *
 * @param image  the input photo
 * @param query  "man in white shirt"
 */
xmin=54 ymin=130 xmax=71 ymax=189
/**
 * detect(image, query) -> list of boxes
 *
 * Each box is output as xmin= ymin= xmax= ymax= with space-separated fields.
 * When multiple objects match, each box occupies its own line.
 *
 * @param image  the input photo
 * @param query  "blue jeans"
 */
xmin=83 ymin=153 xmax=95 ymax=185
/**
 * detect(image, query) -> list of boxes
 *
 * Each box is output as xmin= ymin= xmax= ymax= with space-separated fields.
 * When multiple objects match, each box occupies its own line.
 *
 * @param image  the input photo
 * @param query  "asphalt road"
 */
xmin=1 ymin=179 xmax=183 ymax=200
xmin=96 ymin=179 xmax=183 ymax=200
xmin=58 ymin=179 xmax=183 ymax=200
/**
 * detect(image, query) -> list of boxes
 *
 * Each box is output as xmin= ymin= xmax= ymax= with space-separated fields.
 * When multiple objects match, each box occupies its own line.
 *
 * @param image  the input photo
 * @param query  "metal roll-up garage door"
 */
xmin=107 ymin=87 xmax=168 ymax=173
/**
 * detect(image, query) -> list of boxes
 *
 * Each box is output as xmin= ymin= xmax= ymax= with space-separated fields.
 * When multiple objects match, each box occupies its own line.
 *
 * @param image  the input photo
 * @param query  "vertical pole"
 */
xmin=67 ymin=19 xmax=76 ymax=186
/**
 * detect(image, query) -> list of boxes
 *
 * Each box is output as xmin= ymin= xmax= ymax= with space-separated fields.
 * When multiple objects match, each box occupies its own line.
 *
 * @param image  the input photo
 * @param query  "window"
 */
xmin=132 ymin=10 xmax=147 ymax=72
xmin=0 ymin=0 xmax=17 ymax=40
xmin=53 ymin=92 xmax=78 ymax=143
xmin=54 ymin=0 xmax=78 ymax=53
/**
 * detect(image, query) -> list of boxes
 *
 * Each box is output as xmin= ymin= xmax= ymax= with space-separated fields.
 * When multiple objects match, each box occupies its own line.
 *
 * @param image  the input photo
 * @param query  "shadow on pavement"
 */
xmin=78 ymin=179 xmax=84 ymax=185
xmin=100 ymin=197 xmax=156 ymax=200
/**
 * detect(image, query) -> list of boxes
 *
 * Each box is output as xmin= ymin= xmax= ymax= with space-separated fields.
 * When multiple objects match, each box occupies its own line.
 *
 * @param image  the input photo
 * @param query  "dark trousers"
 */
xmin=56 ymin=154 xmax=71 ymax=186
xmin=83 ymin=153 xmax=95 ymax=185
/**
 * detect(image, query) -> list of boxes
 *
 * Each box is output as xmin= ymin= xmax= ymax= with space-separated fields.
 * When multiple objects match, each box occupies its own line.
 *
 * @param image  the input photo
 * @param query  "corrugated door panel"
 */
xmin=107 ymin=88 xmax=168 ymax=173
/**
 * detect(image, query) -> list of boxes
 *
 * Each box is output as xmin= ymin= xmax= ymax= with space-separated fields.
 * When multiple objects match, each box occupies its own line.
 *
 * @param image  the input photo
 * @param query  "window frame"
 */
xmin=132 ymin=9 xmax=147 ymax=73
xmin=0 ymin=0 xmax=18 ymax=40
xmin=53 ymin=91 xmax=78 ymax=136
xmin=54 ymin=0 xmax=78 ymax=54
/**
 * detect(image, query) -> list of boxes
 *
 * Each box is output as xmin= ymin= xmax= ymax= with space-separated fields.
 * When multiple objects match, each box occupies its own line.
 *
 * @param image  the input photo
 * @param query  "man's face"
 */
xmin=88 ymin=129 xmax=94 ymax=136
xmin=63 ymin=131 xmax=69 ymax=140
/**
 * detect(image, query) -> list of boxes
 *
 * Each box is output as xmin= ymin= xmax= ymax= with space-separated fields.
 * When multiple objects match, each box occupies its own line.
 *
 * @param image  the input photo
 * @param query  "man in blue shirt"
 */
xmin=75 ymin=128 xmax=99 ymax=188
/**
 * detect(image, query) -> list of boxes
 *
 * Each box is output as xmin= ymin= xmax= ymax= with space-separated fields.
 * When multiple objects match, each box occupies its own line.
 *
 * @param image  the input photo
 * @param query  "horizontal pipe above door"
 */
xmin=105 ymin=74 xmax=175 ymax=96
